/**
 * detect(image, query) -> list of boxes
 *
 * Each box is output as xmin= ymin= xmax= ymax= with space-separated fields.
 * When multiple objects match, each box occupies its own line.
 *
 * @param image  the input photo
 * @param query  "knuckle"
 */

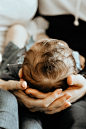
xmin=58 ymin=108 xmax=63 ymax=112
xmin=47 ymin=107 xmax=53 ymax=111
xmin=48 ymin=108 xmax=53 ymax=111
xmin=26 ymin=103 xmax=32 ymax=108
xmin=42 ymin=103 xmax=48 ymax=108
xmin=57 ymin=106 xmax=65 ymax=112
xmin=61 ymin=105 xmax=66 ymax=111
xmin=60 ymin=97 xmax=65 ymax=103
xmin=60 ymin=103 xmax=67 ymax=111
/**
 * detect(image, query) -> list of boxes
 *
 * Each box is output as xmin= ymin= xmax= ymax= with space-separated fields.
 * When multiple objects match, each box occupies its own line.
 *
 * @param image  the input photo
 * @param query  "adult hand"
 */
xmin=13 ymin=88 xmax=71 ymax=113
xmin=45 ymin=74 xmax=86 ymax=114
xmin=18 ymin=69 xmax=72 ymax=112
xmin=66 ymin=74 xmax=86 ymax=103
xmin=0 ymin=78 xmax=71 ymax=113
xmin=25 ymin=74 xmax=86 ymax=114
xmin=0 ymin=79 xmax=27 ymax=91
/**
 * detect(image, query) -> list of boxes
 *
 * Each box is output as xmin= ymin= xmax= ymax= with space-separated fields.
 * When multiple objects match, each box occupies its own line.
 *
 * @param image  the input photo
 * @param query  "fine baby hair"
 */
xmin=22 ymin=39 xmax=77 ymax=92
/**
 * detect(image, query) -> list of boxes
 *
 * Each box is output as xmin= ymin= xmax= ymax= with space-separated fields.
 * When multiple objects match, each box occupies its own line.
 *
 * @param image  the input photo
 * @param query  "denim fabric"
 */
xmin=0 ymin=89 xmax=43 ymax=129
xmin=0 ymin=36 xmax=35 ymax=81
xmin=0 ymin=89 xmax=19 ymax=129
xmin=0 ymin=37 xmax=43 ymax=129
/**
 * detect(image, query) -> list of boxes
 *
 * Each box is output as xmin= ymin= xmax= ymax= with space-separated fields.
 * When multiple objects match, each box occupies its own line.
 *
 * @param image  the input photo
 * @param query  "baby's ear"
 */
xmin=18 ymin=68 xmax=23 ymax=78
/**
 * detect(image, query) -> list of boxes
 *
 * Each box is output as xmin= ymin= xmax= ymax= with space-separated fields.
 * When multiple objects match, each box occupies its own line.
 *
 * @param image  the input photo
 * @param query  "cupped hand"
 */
xmin=66 ymin=74 xmax=86 ymax=103
xmin=25 ymin=88 xmax=71 ymax=114
xmin=2 ymin=73 xmax=86 ymax=114
xmin=25 ymin=74 xmax=86 ymax=114
xmin=45 ymin=74 xmax=86 ymax=114
xmin=13 ymin=88 xmax=71 ymax=113
xmin=0 ymin=78 xmax=71 ymax=114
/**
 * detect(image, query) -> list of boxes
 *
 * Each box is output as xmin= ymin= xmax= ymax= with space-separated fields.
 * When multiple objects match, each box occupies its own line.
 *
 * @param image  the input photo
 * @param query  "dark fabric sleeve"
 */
xmin=0 ymin=64 xmax=22 ymax=81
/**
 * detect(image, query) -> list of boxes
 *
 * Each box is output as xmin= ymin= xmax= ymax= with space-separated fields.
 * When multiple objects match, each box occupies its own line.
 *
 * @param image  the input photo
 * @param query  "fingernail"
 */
xmin=65 ymin=102 xmax=71 ymax=108
xmin=57 ymin=89 xmax=62 ymax=94
xmin=22 ymin=81 xmax=27 ymax=89
xmin=66 ymin=93 xmax=72 ymax=99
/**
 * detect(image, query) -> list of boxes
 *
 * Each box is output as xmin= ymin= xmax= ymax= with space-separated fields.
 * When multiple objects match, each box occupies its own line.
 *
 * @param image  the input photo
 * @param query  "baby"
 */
xmin=21 ymin=39 xmax=84 ymax=92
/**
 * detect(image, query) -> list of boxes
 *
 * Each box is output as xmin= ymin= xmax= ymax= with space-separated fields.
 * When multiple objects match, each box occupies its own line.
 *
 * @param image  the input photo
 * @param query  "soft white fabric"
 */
xmin=0 ymin=0 xmax=49 ymax=62
xmin=26 ymin=16 xmax=49 ymax=40
xmin=0 ymin=0 xmax=37 ymax=55
xmin=38 ymin=0 xmax=86 ymax=24
xmin=0 ymin=0 xmax=37 ymax=29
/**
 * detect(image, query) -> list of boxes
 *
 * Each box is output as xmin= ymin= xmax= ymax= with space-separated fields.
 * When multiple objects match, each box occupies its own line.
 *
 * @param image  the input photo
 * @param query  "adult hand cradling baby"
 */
xmin=24 ymin=74 xmax=86 ymax=114
xmin=0 ymin=73 xmax=85 ymax=114
xmin=0 ymin=1 xmax=86 ymax=128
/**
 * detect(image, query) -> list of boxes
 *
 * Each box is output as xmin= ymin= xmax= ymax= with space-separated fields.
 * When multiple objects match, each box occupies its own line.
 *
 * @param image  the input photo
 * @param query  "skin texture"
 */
xmin=25 ymin=74 xmax=86 ymax=114
xmin=5 ymin=24 xmax=28 ymax=48
xmin=0 ymin=73 xmax=86 ymax=114
xmin=17 ymin=68 xmax=86 ymax=114
xmin=0 ymin=79 xmax=27 ymax=91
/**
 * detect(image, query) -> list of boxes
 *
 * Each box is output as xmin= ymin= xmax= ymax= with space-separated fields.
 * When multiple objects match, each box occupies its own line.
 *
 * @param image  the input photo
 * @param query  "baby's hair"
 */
xmin=22 ymin=39 xmax=77 ymax=92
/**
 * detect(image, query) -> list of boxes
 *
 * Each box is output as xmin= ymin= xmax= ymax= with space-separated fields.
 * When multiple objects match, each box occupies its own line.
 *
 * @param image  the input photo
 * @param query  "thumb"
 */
xmin=7 ymin=80 xmax=27 ymax=90
xmin=67 ymin=74 xmax=85 ymax=87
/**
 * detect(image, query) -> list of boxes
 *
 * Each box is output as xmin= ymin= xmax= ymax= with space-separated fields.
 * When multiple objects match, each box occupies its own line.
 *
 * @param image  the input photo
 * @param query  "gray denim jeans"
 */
xmin=0 ymin=89 xmax=42 ymax=129
xmin=0 ymin=89 xmax=19 ymax=129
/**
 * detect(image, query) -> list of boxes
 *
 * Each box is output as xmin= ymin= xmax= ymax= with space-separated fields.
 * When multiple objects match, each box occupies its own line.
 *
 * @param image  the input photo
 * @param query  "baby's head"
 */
xmin=22 ymin=39 xmax=77 ymax=92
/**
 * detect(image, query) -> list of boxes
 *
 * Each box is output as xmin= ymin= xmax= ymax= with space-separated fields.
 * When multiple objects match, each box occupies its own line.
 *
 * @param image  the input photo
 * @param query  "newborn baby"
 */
xmin=21 ymin=39 xmax=84 ymax=92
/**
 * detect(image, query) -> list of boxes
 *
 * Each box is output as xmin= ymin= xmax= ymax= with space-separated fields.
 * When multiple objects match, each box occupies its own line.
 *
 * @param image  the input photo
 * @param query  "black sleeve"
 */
xmin=0 ymin=64 xmax=22 ymax=81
